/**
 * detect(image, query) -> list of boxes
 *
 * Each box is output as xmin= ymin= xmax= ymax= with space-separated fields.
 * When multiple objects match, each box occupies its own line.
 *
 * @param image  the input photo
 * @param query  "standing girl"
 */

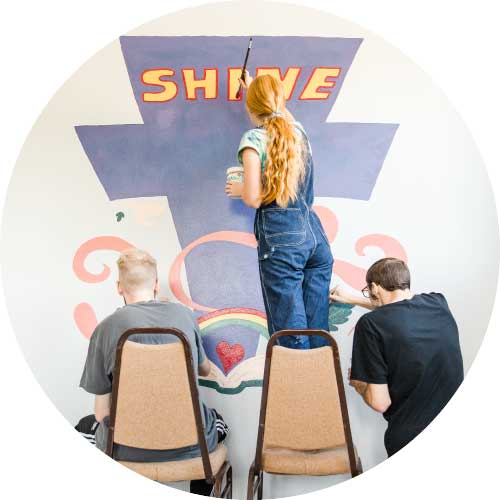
xmin=225 ymin=73 xmax=333 ymax=349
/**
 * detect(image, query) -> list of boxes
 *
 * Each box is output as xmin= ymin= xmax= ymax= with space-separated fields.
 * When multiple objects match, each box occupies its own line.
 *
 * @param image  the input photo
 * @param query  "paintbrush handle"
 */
xmin=236 ymin=37 xmax=253 ymax=99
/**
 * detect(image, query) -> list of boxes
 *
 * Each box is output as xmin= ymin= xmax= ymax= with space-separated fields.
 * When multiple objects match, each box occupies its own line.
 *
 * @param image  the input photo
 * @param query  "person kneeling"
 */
xmin=331 ymin=257 xmax=463 ymax=457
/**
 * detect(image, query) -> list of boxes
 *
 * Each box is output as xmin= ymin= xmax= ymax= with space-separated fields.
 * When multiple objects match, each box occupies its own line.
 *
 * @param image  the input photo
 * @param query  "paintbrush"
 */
xmin=236 ymin=37 xmax=253 ymax=100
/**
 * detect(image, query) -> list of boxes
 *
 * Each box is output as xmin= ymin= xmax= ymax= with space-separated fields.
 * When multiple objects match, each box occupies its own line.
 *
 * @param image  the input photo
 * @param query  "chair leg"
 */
xmin=219 ymin=464 xmax=232 ymax=499
xmin=213 ymin=477 xmax=221 ymax=498
xmin=225 ymin=466 xmax=233 ymax=498
xmin=356 ymin=457 xmax=363 ymax=475
xmin=213 ymin=461 xmax=232 ymax=499
xmin=247 ymin=462 xmax=265 ymax=500
xmin=247 ymin=463 xmax=257 ymax=500
xmin=257 ymin=472 xmax=263 ymax=500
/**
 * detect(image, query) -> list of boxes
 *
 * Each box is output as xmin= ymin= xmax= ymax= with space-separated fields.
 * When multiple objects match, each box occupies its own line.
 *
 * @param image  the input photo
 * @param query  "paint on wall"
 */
xmin=72 ymin=36 xmax=403 ymax=394
xmin=2 ymin=5 xmax=498 ymax=496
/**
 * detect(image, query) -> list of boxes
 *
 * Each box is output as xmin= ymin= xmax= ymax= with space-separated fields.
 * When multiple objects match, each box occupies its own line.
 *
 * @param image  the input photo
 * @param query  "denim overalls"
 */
xmin=254 ymin=125 xmax=334 ymax=349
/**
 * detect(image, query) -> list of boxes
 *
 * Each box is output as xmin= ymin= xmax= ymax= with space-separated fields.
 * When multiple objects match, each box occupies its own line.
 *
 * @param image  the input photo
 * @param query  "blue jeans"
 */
xmin=256 ymin=203 xmax=334 ymax=349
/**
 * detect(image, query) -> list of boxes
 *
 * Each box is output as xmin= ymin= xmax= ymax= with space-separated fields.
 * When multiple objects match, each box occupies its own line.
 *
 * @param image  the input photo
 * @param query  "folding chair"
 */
xmin=106 ymin=327 xmax=232 ymax=498
xmin=247 ymin=329 xmax=362 ymax=500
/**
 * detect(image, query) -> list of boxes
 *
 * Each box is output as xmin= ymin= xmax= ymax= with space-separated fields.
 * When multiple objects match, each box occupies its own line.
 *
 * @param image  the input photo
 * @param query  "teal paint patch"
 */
xmin=116 ymin=211 xmax=125 ymax=222
xmin=329 ymin=302 xmax=355 ymax=331
xmin=199 ymin=378 xmax=263 ymax=394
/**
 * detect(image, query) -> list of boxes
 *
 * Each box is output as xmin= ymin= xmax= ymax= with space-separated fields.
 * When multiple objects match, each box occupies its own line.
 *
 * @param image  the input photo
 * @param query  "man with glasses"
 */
xmin=330 ymin=257 xmax=464 ymax=457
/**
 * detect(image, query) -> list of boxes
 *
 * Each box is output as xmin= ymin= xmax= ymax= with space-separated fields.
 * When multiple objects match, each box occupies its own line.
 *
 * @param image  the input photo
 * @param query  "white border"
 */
xmin=1 ymin=1 xmax=499 ymax=499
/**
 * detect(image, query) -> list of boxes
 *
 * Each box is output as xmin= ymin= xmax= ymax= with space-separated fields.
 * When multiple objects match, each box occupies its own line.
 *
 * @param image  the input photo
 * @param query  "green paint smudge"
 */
xmin=328 ymin=302 xmax=355 ymax=332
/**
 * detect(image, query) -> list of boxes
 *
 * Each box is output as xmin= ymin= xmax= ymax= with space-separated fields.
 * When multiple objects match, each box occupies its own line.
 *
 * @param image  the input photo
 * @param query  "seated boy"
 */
xmin=79 ymin=248 xmax=227 ymax=495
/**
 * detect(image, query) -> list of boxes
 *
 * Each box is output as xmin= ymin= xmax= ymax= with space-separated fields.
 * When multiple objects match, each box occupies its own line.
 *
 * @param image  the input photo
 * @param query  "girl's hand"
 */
xmin=225 ymin=181 xmax=244 ymax=198
xmin=239 ymin=69 xmax=253 ymax=89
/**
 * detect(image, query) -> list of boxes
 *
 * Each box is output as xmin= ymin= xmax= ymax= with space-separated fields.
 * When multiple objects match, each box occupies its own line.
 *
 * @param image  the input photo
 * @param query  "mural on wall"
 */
xmin=73 ymin=36 xmax=406 ymax=393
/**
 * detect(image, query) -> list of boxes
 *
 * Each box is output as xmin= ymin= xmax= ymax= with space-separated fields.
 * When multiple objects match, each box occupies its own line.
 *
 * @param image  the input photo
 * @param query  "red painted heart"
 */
xmin=216 ymin=341 xmax=245 ymax=374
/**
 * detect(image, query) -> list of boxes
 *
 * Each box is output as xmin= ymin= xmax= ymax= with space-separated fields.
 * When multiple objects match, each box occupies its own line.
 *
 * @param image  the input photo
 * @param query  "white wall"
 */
xmin=1 ymin=2 xmax=498 ymax=499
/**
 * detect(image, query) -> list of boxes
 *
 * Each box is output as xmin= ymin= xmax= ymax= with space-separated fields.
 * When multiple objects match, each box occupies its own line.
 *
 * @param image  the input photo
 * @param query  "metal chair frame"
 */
xmin=106 ymin=327 xmax=233 ymax=498
xmin=247 ymin=329 xmax=362 ymax=500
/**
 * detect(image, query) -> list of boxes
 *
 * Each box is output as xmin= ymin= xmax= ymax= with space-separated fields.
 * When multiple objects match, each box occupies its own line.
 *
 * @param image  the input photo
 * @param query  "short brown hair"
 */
xmin=116 ymin=248 xmax=157 ymax=293
xmin=366 ymin=258 xmax=410 ymax=291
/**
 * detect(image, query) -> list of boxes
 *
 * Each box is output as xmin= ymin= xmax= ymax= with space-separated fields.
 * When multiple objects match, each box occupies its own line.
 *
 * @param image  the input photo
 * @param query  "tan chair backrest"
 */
xmin=263 ymin=345 xmax=346 ymax=451
xmin=113 ymin=340 xmax=199 ymax=450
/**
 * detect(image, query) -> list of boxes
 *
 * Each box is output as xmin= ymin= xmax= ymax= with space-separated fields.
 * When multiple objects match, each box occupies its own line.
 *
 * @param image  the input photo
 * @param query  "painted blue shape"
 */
xmin=75 ymin=36 xmax=398 ymax=314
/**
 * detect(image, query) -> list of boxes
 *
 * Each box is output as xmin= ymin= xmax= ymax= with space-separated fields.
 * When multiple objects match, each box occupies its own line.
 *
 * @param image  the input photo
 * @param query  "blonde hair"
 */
xmin=116 ymin=248 xmax=157 ymax=293
xmin=246 ymin=74 xmax=305 ymax=207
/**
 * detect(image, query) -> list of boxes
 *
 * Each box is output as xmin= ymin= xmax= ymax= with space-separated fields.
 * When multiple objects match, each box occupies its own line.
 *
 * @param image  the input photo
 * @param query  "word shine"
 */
xmin=142 ymin=66 xmax=341 ymax=102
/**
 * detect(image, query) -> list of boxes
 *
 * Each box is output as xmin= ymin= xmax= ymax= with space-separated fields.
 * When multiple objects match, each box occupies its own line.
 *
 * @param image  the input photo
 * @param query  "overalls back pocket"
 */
xmin=262 ymin=207 xmax=306 ymax=247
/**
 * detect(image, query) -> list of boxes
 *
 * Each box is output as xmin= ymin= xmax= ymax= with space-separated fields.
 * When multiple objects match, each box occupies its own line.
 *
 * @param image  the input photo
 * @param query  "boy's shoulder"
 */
xmin=355 ymin=311 xmax=378 ymax=330
xmin=88 ymin=306 xmax=127 ymax=345
xmin=127 ymin=300 xmax=196 ymax=321
xmin=91 ymin=301 xmax=197 ymax=337
xmin=421 ymin=291 xmax=447 ymax=303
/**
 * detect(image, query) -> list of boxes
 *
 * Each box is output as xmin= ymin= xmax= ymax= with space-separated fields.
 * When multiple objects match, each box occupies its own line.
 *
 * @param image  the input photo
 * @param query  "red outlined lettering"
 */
xmin=256 ymin=67 xmax=302 ymax=100
xmin=298 ymin=67 xmax=341 ymax=100
xmin=227 ymin=67 xmax=244 ymax=101
xmin=182 ymin=68 xmax=218 ymax=100
xmin=141 ymin=68 xmax=178 ymax=102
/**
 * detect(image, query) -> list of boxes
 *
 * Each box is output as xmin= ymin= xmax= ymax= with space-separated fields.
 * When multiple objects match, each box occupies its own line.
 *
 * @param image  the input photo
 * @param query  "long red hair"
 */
xmin=246 ymin=75 xmax=305 ymax=207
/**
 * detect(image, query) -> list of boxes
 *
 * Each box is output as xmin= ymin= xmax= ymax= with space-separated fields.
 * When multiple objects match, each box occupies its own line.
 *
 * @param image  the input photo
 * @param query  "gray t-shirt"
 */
xmin=79 ymin=300 xmax=218 ymax=462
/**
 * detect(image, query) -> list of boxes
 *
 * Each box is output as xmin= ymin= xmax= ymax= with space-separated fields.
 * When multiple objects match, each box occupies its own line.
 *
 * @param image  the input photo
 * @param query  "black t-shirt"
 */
xmin=351 ymin=293 xmax=464 ymax=456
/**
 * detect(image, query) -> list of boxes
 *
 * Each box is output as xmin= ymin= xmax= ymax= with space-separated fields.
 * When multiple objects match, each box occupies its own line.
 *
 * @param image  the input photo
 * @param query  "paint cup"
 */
xmin=226 ymin=166 xmax=244 ymax=198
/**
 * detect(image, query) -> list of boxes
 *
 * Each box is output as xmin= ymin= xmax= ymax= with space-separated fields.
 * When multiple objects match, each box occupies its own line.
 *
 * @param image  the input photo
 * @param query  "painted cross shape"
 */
xmin=75 ymin=36 xmax=398 ymax=313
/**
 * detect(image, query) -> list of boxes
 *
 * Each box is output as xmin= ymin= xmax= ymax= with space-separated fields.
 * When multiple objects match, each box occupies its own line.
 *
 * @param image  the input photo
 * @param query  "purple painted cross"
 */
xmin=75 ymin=36 xmax=398 ymax=314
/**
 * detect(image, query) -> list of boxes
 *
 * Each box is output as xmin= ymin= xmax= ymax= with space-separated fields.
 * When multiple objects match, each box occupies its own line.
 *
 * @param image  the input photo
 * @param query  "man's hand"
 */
xmin=330 ymin=285 xmax=354 ymax=304
xmin=349 ymin=378 xmax=368 ymax=395
xmin=330 ymin=285 xmax=375 ymax=310
xmin=225 ymin=181 xmax=244 ymax=198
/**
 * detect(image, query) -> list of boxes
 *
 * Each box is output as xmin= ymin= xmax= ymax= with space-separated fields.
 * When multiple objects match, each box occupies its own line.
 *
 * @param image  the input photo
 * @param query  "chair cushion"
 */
xmin=262 ymin=445 xmax=357 ymax=476
xmin=118 ymin=443 xmax=227 ymax=482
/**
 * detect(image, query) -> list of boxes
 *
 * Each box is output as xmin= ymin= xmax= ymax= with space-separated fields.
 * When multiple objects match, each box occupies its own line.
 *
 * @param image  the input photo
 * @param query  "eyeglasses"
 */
xmin=361 ymin=286 xmax=371 ymax=298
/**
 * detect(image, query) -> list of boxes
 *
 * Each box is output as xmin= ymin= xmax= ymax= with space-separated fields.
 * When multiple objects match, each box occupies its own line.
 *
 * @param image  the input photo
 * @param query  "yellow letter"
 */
xmin=299 ymin=67 xmax=341 ymax=100
xmin=228 ymin=68 xmax=244 ymax=101
xmin=182 ymin=68 xmax=218 ymax=100
xmin=256 ymin=67 xmax=302 ymax=100
xmin=142 ymin=69 xmax=178 ymax=102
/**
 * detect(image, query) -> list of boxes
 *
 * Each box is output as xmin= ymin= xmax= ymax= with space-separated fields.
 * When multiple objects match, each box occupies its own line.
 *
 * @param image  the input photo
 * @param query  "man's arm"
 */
xmin=80 ymin=324 xmax=114 ymax=421
xmin=350 ymin=377 xmax=391 ymax=413
xmin=350 ymin=316 xmax=391 ymax=413
xmin=330 ymin=286 xmax=375 ymax=310
xmin=94 ymin=393 xmax=111 ymax=423
xmin=192 ymin=317 xmax=212 ymax=378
